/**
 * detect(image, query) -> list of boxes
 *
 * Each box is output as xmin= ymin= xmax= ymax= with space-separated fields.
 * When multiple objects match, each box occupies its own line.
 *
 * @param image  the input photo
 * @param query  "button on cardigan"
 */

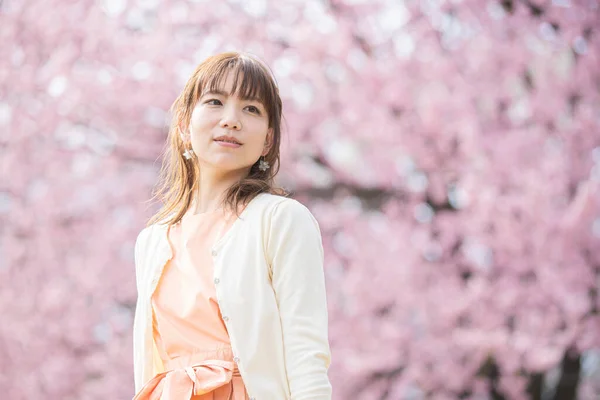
xmin=133 ymin=193 xmax=333 ymax=400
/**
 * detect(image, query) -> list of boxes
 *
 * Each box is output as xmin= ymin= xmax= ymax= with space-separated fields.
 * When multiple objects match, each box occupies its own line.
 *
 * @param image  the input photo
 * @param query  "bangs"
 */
xmin=197 ymin=57 xmax=276 ymax=109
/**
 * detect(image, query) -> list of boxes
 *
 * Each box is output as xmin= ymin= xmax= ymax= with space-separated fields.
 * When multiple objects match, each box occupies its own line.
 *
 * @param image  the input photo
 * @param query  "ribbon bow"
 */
xmin=133 ymin=359 xmax=236 ymax=400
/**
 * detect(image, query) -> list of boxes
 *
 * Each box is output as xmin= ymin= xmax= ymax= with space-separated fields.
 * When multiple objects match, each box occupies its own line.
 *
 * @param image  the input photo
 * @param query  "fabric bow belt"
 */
xmin=133 ymin=359 xmax=237 ymax=400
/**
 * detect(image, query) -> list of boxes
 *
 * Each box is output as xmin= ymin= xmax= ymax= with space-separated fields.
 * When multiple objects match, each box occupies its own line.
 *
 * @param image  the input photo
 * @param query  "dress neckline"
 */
xmin=162 ymin=192 xmax=266 ymax=256
xmin=185 ymin=207 xmax=224 ymax=218
xmin=185 ymin=199 xmax=225 ymax=218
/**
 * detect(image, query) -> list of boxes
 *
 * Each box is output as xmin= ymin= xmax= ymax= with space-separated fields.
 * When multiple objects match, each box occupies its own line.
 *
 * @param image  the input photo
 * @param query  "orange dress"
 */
xmin=133 ymin=205 xmax=249 ymax=400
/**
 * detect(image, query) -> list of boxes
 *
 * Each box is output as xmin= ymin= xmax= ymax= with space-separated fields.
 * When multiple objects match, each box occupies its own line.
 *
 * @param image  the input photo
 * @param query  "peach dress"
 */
xmin=133 ymin=205 xmax=249 ymax=400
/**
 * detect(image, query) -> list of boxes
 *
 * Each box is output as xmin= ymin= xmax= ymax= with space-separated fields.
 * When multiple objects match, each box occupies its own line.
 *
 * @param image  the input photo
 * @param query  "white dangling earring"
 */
xmin=183 ymin=148 xmax=194 ymax=160
xmin=258 ymin=156 xmax=270 ymax=171
xmin=180 ymin=127 xmax=194 ymax=160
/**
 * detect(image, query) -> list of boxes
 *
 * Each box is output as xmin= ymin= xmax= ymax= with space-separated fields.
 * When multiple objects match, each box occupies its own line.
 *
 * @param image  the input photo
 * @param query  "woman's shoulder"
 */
xmin=253 ymin=192 xmax=316 ymax=219
xmin=254 ymin=193 xmax=321 ymax=235
xmin=135 ymin=220 xmax=168 ymax=251
xmin=135 ymin=225 xmax=151 ymax=249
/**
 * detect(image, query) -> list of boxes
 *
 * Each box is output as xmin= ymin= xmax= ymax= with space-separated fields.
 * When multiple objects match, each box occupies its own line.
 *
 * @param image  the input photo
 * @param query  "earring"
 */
xmin=180 ymin=127 xmax=194 ymax=160
xmin=258 ymin=156 xmax=270 ymax=171
xmin=183 ymin=147 xmax=194 ymax=160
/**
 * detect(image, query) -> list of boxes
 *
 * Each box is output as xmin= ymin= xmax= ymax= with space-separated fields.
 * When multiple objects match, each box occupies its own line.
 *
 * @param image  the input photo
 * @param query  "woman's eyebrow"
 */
xmin=202 ymin=89 xmax=262 ymax=102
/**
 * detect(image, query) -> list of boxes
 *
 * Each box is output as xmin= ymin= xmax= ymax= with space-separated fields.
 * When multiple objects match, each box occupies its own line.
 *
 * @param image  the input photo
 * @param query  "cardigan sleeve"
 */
xmin=132 ymin=226 xmax=150 ymax=393
xmin=266 ymin=199 xmax=333 ymax=400
xmin=133 ymin=227 xmax=148 ymax=293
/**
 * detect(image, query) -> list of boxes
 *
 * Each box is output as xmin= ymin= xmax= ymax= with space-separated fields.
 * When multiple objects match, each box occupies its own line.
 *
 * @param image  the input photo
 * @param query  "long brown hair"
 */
xmin=146 ymin=51 xmax=288 ymax=227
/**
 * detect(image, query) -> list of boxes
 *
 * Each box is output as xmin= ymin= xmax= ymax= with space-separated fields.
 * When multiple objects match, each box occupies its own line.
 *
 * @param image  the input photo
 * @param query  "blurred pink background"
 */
xmin=1 ymin=0 xmax=599 ymax=399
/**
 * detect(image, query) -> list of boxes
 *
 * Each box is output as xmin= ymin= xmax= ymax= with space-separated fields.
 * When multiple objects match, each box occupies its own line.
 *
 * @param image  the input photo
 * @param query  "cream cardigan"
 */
xmin=132 ymin=192 xmax=332 ymax=399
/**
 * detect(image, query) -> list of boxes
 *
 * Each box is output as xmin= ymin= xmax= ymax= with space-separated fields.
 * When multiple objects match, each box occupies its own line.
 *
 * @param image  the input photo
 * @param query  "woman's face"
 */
xmin=187 ymin=70 xmax=272 ymax=175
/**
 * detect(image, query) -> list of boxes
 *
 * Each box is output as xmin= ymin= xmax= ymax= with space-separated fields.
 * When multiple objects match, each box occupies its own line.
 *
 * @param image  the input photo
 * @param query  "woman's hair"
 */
xmin=146 ymin=51 xmax=288 ymax=227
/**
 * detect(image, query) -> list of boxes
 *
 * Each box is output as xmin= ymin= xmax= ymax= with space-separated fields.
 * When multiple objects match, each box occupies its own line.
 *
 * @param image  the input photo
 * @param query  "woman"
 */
xmin=132 ymin=51 xmax=332 ymax=400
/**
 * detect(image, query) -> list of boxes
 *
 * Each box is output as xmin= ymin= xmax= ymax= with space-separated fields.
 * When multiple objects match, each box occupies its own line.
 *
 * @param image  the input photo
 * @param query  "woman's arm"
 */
xmin=266 ymin=199 xmax=332 ymax=400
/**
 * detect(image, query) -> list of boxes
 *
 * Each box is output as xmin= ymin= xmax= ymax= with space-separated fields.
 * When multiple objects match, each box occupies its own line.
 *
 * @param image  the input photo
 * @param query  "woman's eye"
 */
xmin=206 ymin=99 xmax=222 ymax=105
xmin=247 ymin=105 xmax=261 ymax=114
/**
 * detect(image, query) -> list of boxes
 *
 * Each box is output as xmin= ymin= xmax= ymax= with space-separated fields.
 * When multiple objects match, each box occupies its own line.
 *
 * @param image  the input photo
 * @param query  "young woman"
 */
xmin=132 ymin=52 xmax=332 ymax=400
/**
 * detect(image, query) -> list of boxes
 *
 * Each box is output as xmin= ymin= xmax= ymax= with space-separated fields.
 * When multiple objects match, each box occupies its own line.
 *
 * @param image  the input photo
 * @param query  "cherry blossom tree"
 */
xmin=1 ymin=0 xmax=598 ymax=399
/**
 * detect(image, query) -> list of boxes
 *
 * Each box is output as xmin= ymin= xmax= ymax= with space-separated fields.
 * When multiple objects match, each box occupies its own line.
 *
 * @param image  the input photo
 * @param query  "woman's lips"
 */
xmin=214 ymin=140 xmax=242 ymax=148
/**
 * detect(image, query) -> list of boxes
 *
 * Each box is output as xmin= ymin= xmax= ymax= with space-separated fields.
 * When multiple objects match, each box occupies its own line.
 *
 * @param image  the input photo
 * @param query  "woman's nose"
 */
xmin=219 ymin=107 xmax=242 ymax=130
